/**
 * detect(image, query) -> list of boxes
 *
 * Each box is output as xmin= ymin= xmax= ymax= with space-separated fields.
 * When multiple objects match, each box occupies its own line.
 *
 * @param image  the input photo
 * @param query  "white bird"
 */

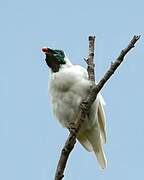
xmin=42 ymin=47 xmax=107 ymax=169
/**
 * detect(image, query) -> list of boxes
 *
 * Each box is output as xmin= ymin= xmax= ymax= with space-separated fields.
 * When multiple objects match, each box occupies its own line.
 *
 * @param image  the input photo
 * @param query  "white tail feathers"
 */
xmin=77 ymin=133 xmax=93 ymax=152
xmin=93 ymin=145 xmax=107 ymax=169
xmin=85 ymin=128 xmax=107 ymax=169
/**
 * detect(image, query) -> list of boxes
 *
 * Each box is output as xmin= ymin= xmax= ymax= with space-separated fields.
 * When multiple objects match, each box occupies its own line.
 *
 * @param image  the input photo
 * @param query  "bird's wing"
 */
xmin=75 ymin=65 xmax=107 ymax=143
xmin=77 ymin=133 xmax=93 ymax=152
xmin=97 ymin=94 xmax=107 ymax=143
xmin=85 ymin=127 xmax=107 ymax=169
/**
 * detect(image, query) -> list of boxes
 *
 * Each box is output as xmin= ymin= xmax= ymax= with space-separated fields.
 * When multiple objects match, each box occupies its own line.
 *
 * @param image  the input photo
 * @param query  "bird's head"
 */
xmin=42 ymin=47 xmax=66 ymax=72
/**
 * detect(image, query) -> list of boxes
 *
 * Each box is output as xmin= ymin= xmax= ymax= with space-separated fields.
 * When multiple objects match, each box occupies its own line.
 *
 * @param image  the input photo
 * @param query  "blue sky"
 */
xmin=0 ymin=0 xmax=144 ymax=179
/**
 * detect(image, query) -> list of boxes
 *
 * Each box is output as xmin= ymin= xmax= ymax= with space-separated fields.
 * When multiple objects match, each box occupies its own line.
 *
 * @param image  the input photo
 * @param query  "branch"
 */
xmin=85 ymin=35 xmax=141 ymax=105
xmin=54 ymin=35 xmax=140 ymax=180
xmin=86 ymin=36 xmax=96 ymax=82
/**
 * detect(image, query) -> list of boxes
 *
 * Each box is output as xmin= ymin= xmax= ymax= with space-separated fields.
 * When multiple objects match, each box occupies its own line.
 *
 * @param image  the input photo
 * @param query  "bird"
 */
xmin=42 ymin=47 xmax=107 ymax=169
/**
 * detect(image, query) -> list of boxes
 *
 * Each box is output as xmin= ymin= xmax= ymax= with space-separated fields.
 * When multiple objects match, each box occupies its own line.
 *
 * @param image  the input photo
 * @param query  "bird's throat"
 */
xmin=51 ymin=63 xmax=60 ymax=72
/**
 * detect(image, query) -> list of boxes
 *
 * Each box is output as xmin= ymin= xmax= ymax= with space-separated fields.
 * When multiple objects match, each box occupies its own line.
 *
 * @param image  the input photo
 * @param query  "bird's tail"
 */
xmin=85 ymin=127 xmax=107 ymax=169
xmin=93 ymin=143 xmax=107 ymax=169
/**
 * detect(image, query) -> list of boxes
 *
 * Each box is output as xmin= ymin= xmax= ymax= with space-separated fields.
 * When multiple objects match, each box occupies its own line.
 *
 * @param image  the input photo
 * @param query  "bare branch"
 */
xmin=96 ymin=35 xmax=140 ymax=93
xmin=85 ymin=35 xmax=141 ymax=105
xmin=87 ymin=36 xmax=96 ymax=82
xmin=54 ymin=35 xmax=140 ymax=180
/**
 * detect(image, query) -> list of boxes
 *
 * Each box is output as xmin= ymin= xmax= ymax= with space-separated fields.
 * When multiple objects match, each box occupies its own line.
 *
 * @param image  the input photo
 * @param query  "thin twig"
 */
xmin=87 ymin=36 xmax=96 ymax=82
xmin=54 ymin=35 xmax=140 ymax=180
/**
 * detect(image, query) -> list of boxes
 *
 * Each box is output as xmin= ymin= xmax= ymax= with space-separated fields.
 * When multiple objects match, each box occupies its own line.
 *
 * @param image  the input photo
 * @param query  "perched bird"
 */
xmin=42 ymin=47 xmax=107 ymax=169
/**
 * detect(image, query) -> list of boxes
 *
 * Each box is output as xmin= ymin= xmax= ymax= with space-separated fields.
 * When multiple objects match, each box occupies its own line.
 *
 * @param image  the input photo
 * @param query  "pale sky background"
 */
xmin=0 ymin=0 xmax=144 ymax=180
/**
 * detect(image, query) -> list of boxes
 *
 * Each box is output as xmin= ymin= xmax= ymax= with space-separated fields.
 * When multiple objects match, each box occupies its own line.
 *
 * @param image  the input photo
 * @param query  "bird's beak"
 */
xmin=42 ymin=47 xmax=56 ymax=56
xmin=42 ymin=47 xmax=48 ymax=53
